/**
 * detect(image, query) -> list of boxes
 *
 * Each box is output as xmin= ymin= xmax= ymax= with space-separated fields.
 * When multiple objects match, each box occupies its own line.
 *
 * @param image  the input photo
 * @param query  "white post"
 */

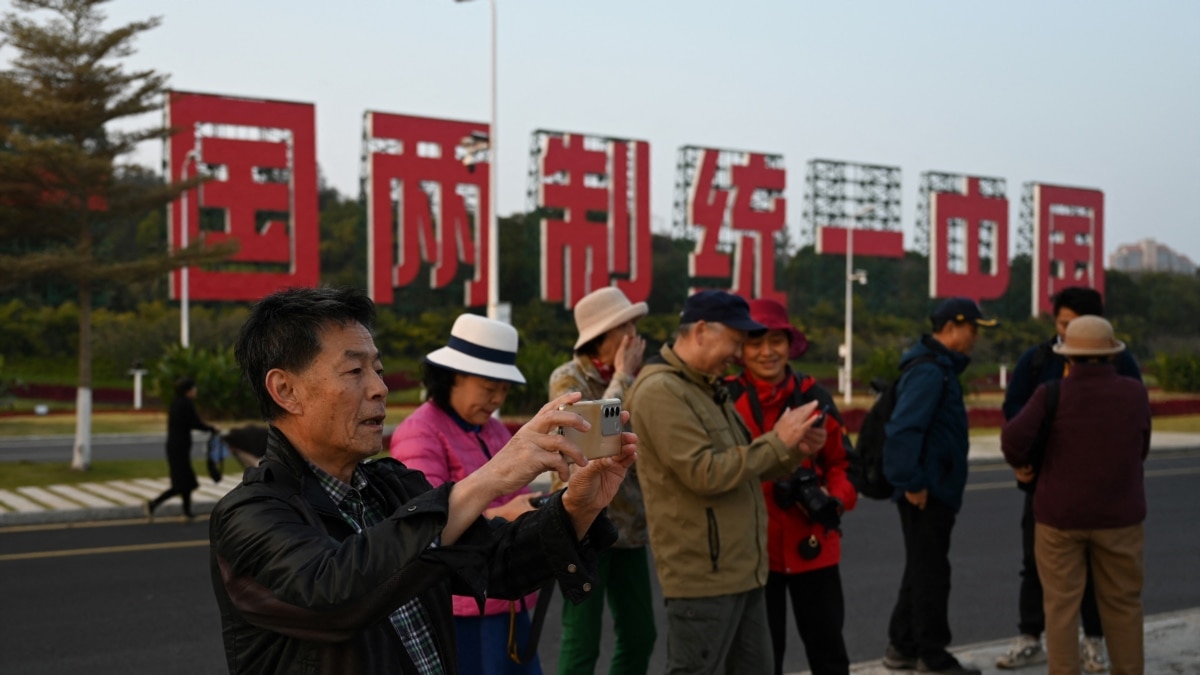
xmin=844 ymin=223 xmax=854 ymax=407
xmin=486 ymin=0 xmax=502 ymax=322
xmin=180 ymin=151 xmax=197 ymax=348
xmin=130 ymin=368 xmax=148 ymax=410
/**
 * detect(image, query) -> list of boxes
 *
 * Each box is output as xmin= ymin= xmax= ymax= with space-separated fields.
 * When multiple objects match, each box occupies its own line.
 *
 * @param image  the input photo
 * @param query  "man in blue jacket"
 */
xmin=995 ymin=287 xmax=1141 ymax=672
xmin=881 ymin=297 xmax=996 ymax=675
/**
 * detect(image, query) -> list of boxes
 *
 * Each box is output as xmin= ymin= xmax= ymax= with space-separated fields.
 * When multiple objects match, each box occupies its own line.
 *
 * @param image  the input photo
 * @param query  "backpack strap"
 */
xmin=1028 ymin=379 xmax=1061 ymax=471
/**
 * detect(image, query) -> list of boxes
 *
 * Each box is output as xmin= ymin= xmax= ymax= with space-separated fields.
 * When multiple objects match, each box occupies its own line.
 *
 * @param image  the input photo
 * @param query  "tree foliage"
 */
xmin=0 ymin=0 xmax=232 ymax=468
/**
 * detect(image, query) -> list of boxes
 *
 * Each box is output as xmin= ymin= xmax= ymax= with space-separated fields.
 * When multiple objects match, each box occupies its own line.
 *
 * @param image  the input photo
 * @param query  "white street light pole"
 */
xmin=457 ymin=0 xmax=503 ymax=322
xmin=179 ymin=150 xmax=198 ymax=348
xmin=487 ymin=0 xmax=500 ymax=321
xmin=844 ymin=205 xmax=873 ymax=406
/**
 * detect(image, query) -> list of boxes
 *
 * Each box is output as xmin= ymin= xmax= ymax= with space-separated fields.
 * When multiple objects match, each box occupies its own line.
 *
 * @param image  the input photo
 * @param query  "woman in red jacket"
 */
xmin=725 ymin=298 xmax=858 ymax=675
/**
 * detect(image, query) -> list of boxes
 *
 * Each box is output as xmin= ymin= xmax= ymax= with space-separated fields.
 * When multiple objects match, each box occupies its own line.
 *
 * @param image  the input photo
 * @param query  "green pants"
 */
xmin=557 ymin=546 xmax=657 ymax=675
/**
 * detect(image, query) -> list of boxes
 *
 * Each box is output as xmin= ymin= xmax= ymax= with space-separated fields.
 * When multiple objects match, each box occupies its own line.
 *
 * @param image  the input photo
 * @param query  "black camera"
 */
xmin=772 ymin=467 xmax=841 ymax=532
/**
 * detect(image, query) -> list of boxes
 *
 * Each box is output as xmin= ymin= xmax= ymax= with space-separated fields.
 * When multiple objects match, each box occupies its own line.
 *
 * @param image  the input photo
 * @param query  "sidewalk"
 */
xmin=809 ymin=606 xmax=1200 ymax=675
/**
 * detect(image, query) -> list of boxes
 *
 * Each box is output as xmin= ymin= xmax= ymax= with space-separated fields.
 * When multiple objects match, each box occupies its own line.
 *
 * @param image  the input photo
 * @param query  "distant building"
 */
xmin=1109 ymin=238 xmax=1196 ymax=275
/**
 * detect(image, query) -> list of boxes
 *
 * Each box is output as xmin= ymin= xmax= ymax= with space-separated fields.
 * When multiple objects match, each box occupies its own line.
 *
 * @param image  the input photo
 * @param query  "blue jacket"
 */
xmin=1002 ymin=335 xmax=1142 ymax=421
xmin=882 ymin=335 xmax=971 ymax=512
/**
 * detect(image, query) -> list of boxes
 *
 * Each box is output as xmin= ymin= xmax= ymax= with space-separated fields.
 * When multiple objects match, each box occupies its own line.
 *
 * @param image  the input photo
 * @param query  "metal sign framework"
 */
xmin=802 ymin=159 xmax=902 ymax=248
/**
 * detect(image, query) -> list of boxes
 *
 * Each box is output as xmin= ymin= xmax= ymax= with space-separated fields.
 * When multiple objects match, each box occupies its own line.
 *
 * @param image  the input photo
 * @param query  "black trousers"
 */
xmin=1018 ymin=489 xmax=1104 ymax=638
xmin=888 ymin=498 xmax=957 ymax=668
xmin=765 ymin=566 xmax=850 ymax=675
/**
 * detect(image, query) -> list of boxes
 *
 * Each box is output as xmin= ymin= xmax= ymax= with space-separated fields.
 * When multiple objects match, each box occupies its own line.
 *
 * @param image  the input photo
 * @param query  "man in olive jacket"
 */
xmin=626 ymin=290 xmax=825 ymax=675
xmin=209 ymin=287 xmax=638 ymax=675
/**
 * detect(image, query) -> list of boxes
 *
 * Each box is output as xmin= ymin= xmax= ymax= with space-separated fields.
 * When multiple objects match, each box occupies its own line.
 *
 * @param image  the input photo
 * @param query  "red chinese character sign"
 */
xmin=166 ymin=91 xmax=319 ymax=301
xmin=529 ymin=130 xmax=652 ymax=308
xmin=677 ymin=147 xmax=787 ymax=304
xmin=1029 ymin=184 xmax=1104 ymax=316
xmin=364 ymin=112 xmax=490 ymax=307
xmin=924 ymin=174 xmax=1010 ymax=301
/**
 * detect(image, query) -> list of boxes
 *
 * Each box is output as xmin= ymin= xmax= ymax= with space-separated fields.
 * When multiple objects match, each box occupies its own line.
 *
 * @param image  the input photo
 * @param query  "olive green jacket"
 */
xmin=626 ymin=344 xmax=804 ymax=599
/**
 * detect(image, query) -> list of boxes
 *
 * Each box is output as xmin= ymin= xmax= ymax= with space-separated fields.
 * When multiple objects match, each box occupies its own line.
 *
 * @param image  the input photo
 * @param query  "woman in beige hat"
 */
xmin=391 ymin=313 xmax=545 ymax=674
xmin=548 ymin=287 xmax=656 ymax=674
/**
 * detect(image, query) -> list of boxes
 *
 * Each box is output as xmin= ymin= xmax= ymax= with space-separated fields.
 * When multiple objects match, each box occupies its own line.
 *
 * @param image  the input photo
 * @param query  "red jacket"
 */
xmin=727 ymin=370 xmax=858 ymax=574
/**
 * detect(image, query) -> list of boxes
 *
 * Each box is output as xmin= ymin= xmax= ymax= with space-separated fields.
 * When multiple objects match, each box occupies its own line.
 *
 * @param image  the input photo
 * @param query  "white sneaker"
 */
xmin=995 ymin=634 xmax=1046 ymax=669
xmin=1080 ymin=636 xmax=1109 ymax=673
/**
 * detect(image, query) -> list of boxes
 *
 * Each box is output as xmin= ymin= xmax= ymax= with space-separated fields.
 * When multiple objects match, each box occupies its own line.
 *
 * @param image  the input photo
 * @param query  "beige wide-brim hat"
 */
xmin=573 ymin=287 xmax=648 ymax=350
xmin=425 ymin=314 xmax=526 ymax=384
xmin=1052 ymin=315 xmax=1126 ymax=357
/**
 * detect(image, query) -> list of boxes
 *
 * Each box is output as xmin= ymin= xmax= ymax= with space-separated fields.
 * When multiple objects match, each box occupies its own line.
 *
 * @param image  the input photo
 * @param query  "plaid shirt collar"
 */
xmin=302 ymin=459 xmax=445 ymax=675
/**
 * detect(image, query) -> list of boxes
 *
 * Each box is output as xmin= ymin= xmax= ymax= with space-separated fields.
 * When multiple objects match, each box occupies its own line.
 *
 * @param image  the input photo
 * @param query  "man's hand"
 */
xmin=774 ymin=401 xmax=825 ymax=454
xmin=1013 ymin=465 xmax=1037 ymax=483
xmin=561 ymin=410 xmax=638 ymax=539
xmin=904 ymin=488 xmax=928 ymax=510
xmin=614 ymin=334 xmax=645 ymax=378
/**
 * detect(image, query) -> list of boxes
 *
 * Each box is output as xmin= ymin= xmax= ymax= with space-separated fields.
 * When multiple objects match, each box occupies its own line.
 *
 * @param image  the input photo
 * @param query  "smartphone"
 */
xmin=813 ymin=403 xmax=832 ymax=427
xmin=558 ymin=398 xmax=623 ymax=460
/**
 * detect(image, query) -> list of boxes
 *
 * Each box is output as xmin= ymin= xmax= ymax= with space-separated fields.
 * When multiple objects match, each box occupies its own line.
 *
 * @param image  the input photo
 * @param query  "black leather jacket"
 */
xmin=209 ymin=427 xmax=615 ymax=674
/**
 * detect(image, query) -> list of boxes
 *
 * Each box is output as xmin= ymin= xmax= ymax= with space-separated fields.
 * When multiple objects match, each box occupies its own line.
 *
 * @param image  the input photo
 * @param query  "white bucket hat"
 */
xmin=573 ymin=287 xmax=649 ymax=350
xmin=425 ymin=314 xmax=526 ymax=384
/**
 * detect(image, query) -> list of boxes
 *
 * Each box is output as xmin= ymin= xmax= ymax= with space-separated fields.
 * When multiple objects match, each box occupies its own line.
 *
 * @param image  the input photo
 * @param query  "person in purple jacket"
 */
xmin=1001 ymin=316 xmax=1150 ymax=675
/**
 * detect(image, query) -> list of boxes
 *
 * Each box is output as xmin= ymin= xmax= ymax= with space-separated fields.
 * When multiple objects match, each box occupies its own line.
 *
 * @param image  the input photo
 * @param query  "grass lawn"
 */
xmin=0 ymin=459 xmax=192 ymax=491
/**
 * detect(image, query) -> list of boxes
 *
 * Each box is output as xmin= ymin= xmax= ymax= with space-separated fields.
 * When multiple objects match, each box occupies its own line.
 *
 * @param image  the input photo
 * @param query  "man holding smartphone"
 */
xmin=626 ymin=290 xmax=827 ymax=675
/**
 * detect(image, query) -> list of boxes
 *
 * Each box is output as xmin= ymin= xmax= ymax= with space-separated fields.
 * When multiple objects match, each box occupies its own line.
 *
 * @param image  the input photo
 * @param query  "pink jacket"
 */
xmin=390 ymin=401 xmax=537 ymax=617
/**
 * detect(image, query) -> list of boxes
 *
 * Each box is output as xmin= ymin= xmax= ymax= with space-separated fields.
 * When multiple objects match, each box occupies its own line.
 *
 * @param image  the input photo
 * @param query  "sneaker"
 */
xmin=996 ymin=634 xmax=1047 ymax=669
xmin=883 ymin=644 xmax=918 ymax=670
xmin=916 ymin=658 xmax=982 ymax=675
xmin=1080 ymin=636 xmax=1109 ymax=673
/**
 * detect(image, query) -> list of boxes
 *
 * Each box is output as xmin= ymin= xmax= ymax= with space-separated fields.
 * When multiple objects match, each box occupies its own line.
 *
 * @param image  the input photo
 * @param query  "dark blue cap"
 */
xmin=931 ymin=297 xmax=998 ymax=327
xmin=680 ymin=290 xmax=767 ymax=334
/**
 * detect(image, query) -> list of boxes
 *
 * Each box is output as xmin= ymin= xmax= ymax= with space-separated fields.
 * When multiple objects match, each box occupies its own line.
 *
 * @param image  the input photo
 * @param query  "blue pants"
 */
xmin=454 ymin=610 xmax=543 ymax=675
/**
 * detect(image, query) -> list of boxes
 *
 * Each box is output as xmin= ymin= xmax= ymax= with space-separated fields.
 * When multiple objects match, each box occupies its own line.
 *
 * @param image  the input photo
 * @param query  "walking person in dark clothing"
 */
xmin=147 ymin=377 xmax=217 ymax=519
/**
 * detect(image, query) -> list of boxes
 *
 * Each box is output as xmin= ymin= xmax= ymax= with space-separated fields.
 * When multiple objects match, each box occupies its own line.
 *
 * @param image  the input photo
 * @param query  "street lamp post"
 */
xmin=456 ymin=0 xmax=504 ymax=322
xmin=179 ymin=150 xmax=198 ymax=348
xmin=843 ymin=206 xmax=872 ymax=406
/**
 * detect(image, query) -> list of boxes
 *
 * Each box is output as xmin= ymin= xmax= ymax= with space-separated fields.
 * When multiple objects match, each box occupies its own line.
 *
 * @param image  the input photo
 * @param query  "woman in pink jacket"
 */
xmin=391 ymin=313 xmax=544 ymax=675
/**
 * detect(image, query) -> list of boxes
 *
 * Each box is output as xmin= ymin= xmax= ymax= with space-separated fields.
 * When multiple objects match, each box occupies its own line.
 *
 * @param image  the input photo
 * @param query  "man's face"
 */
xmin=449 ymin=374 xmax=511 ymax=426
xmin=1054 ymin=307 xmax=1081 ymax=341
xmin=700 ymin=322 xmax=747 ymax=376
xmin=956 ymin=322 xmax=980 ymax=355
xmin=286 ymin=322 xmax=388 ymax=463
xmin=742 ymin=329 xmax=790 ymax=384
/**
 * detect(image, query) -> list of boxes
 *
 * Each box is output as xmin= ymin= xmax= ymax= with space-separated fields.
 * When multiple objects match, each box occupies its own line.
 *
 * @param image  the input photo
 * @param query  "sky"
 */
xmin=18 ymin=0 xmax=1200 ymax=263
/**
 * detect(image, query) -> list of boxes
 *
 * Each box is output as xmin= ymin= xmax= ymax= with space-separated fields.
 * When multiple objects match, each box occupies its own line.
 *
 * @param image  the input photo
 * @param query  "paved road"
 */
xmin=1 ymin=453 xmax=1197 ymax=674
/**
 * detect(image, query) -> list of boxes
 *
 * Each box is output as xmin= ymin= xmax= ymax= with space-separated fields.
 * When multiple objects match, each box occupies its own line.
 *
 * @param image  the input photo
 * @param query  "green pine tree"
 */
xmin=0 ymin=0 xmax=232 ymax=469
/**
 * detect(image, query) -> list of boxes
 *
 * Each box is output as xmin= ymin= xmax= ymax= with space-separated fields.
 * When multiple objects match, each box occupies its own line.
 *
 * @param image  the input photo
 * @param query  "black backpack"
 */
xmin=854 ymin=355 xmax=948 ymax=500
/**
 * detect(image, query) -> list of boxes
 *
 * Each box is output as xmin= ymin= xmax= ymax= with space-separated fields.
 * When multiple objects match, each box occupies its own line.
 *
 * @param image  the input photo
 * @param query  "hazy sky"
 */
xmin=40 ymin=1 xmax=1200 ymax=263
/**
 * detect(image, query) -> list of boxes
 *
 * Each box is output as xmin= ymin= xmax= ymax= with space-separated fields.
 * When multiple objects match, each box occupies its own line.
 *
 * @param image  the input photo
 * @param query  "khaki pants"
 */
xmin=1035 ymin=522 xmax=1144 ymax=675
